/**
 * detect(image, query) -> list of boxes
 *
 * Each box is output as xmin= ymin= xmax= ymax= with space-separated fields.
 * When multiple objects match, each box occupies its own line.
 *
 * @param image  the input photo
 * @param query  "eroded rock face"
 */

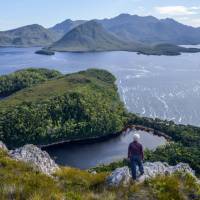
xmin=106 ymin=162 xmax=195 ymax=186
xmin=9 ymin=144 xmax=59 ymax=175
xmin=0 ymin=141 xmax=8 ymax=151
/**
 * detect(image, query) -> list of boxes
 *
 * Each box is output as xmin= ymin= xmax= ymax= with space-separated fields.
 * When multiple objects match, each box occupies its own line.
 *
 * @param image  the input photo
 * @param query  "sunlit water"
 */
xmin=1 ymin=46 xmax=200 ymax=126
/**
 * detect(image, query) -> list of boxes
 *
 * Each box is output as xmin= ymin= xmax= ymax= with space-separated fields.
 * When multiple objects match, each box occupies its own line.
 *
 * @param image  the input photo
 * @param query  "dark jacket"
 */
xmin=128 ymin=141 xmax=144 ymax=160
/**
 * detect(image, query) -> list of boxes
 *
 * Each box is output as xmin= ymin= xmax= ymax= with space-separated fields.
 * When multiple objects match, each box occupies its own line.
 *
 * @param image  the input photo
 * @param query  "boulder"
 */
xmin=106 ymin=166 xmax=131 ymax=186
xmin=9 ymin=144 xmax=59 ymax=175
xmin=0 ymin=141 xmax=8 ymax=151
xmin=106 ymin=162 xmax=195 ymax=186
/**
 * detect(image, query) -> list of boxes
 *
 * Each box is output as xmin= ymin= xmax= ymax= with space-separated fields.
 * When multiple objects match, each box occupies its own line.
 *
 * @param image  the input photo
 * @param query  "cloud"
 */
xmin=155 ymin=6 xmax=198 ymax=16
xmin=190 ymin=6 xmax=200 ymax=10
xmin=178 ymin=17 xmax=200 ymax=27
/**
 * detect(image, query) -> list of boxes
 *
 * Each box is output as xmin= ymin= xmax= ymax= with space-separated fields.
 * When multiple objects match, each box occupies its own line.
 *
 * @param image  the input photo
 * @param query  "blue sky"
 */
xmin=0 ymin=0 xmax=200 ymax=30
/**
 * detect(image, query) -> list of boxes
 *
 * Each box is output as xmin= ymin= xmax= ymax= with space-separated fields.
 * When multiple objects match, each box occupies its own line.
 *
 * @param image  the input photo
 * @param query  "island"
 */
xmin=35 ymin=49 xmax=55 ymax=55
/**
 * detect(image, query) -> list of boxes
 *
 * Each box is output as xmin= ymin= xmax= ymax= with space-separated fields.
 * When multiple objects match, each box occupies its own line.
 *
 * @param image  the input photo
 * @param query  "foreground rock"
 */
xmin=9 ymin=144 xmax=59 ymax=175
xmin=0 ymin=141 xmax=8 ymax=151
xmin=106 ymin=162 xmax=195 ymax=186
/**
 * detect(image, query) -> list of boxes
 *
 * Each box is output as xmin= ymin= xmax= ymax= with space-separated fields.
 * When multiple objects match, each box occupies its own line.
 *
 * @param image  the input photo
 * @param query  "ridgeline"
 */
xmin=0 ymin=68 xmax=127 ymax=148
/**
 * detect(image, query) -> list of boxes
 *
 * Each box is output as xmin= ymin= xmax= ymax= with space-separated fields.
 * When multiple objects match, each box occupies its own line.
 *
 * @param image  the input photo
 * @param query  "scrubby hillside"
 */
xmin=0 ymin=68 xmax=61 ymax=97
xmin=0 ymin=148 xmax=199 ymax=200
xmin=0 ymin=69 xmax=127 ymax=148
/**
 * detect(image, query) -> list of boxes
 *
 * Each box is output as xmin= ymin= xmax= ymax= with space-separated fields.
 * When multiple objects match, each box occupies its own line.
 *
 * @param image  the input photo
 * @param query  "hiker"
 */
xmin=128 ymin=133 xmax=144 ymax=180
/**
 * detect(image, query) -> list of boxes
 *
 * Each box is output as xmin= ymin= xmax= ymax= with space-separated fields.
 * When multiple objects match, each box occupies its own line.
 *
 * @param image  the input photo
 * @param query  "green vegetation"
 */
xmin=0 ymin=69 xmax=127 ymax=148
xmin=0 ymin=68 xmax=61 ymax=97
xmin=96 ymin=114 xmax=200 ymax=176
xmin=0 ymin=150 xmax=63 ymax=200
xmin=0 ymin=149 xmax=199 ymax=200
xmin=0 ymin=67 xmax=200 ymax=199
xmin=127 ymin=114 xmax=200 ymax=175
xmin=1 ymin=67 xmax=200 ymax=177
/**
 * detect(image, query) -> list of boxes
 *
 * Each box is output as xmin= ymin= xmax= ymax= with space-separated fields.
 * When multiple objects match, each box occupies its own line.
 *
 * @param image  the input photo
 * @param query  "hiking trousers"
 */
xmin=130 ymin=155 xmax=144 ymax=180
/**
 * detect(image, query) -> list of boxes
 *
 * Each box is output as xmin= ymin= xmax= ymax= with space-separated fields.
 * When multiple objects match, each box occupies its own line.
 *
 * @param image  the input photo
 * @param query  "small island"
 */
xmin=35 ymin=49 xmax=55 ymax=55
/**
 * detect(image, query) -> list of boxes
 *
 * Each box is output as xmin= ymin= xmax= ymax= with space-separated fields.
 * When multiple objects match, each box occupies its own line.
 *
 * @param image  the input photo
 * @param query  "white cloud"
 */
xmin=155 ymin=6 xmax=198 ymax=16
xmin=178 ymin=17 xmax=200 ymax=27
xmin=190 ymin=6 xmax=200 ymax=10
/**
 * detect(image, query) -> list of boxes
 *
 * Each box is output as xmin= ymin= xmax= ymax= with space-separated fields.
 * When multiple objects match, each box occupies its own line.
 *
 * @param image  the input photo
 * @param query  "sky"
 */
xmin=0 ymin=0 xmax=200 ymax=31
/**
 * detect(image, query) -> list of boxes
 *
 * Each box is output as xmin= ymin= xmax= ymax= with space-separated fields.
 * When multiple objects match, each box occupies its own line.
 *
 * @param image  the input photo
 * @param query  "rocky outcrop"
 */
xmin=9 ymin=144 xmax=59 ymax=175
xmin=0 ymin=141 xmax=8 ymax=151
xmin=106 ymin=162 xmax=195 ymax=186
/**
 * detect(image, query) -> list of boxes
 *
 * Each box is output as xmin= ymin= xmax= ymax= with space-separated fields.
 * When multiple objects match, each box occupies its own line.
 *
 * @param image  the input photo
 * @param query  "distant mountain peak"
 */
xmin=116 ymin=13 xmax=132 ymax=18
xmin=6 ymin=24 xmax=45 ymax=32
xmin=49 ymin=20 xmax=135 ymax=52
xmin=0 ymin=24 xmax=58 ymax=47
xmin=98 ymin=14 xmax=200 ymax=45
xmin=49 ymin=19 xmax=86 ymax=38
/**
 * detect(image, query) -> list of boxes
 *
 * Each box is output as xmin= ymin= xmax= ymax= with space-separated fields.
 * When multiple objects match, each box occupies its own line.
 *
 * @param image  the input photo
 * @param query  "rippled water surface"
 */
xmin=1 ymin=46 xmax=200 ymax=126
xmin=45 ymin=131 xmax=166 ymax=169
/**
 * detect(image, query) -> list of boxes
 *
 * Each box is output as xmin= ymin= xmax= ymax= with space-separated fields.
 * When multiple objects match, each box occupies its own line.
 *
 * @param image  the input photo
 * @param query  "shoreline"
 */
xmin=41 ymin=124 xmax=171 ymax=149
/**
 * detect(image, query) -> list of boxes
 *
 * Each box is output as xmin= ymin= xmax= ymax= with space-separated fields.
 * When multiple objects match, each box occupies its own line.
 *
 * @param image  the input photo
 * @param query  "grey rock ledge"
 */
xmin=106 ymin=162 xmax=196 ymax=186
xmin=9 ymin=144 xmax=59 ymax=175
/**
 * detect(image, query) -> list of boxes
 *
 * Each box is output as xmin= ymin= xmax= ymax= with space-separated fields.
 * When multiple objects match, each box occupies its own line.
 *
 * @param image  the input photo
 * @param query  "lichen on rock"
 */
xmin=9 ymin=144 xmax=59 ymax=175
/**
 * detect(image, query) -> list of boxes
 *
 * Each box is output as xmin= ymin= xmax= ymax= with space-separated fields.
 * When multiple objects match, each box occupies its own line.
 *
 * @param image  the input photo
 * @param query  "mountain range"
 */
xmin=49 ymin=19 xmax=86 ymax=39
xmin=98 ymin=14 xmax=200 ymax=45
xmin=49 ymin=20 xmax=200 ymax=55
xmin=50 ymin=14 xmax=200 ymax=45
xmin=0 ymin=14 xmax=200 ymax=54
xmin=0 ymin=24 xmax=58 ymax=47
xmin=49 ymin=20 xmax=142 ymax=52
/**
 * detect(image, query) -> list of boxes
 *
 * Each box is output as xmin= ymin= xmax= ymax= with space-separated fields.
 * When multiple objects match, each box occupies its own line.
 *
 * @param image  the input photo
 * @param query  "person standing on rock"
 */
xmin=128 ymin=133 xmax=144 ymax=180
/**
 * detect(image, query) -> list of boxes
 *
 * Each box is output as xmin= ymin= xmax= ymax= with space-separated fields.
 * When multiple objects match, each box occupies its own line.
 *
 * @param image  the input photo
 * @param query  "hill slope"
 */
xmin=48 ymin=20 xmax=200 ymax=55
xmin=0 ymin=69 xmax=126 ymax=148
xmin=0 ymin=68 xmax=61 ymax=97
xmin=0 ymin=24 xmax=58 ymax=47
xmin=49 ymin=19 xmax=86 ymax=38
xmin=99 ymin=14 xmax=200 ymax=45
xmin=1 ymin=148 xmax=199 ymax=200
xmin=49 ymin=20 xmax=140 ymax=52
xmin=50 ymin=14 xmax=200 ymax=45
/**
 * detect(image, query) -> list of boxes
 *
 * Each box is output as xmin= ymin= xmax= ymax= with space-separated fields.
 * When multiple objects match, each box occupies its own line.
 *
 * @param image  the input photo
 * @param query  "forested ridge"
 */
xmin=0 ymin=68 xmax=61 ymax=97
xmin=0 ymin=68 xmax=127 ymax=148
